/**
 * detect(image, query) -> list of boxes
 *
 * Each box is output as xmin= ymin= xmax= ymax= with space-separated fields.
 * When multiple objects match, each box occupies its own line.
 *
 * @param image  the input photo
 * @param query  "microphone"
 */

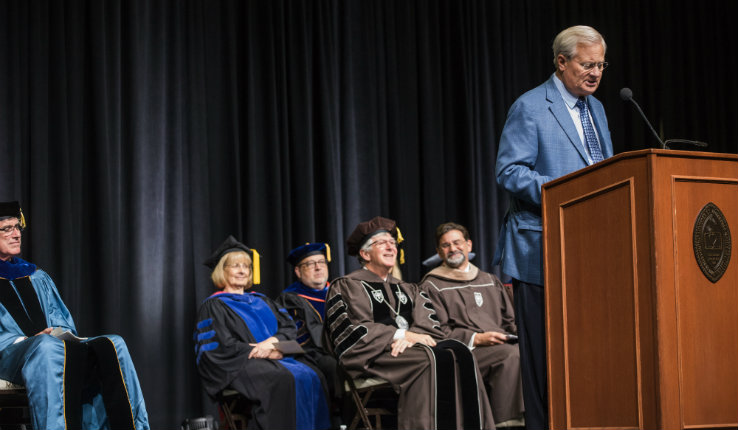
xmin=620 ymin=87 xmax=666 ymax=149
xmin=619 ymin=88 xmax=709 ymax=150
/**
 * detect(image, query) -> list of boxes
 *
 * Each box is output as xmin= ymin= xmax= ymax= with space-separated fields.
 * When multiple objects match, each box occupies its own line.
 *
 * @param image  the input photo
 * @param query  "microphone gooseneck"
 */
xmin=619 ymin=87 xmax=666 ymax=149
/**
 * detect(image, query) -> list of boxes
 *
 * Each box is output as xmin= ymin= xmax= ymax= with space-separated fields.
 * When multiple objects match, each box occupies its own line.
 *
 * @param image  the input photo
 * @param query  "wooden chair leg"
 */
xmin=220 ymin=400 xmax=238 ymax=430
xmin=349 ymin=387 xmax=373 ymax=430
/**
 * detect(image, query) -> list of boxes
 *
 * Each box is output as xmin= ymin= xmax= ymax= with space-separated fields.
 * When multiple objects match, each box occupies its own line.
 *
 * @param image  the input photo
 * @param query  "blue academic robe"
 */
xmin=0 ymin=260 xmax=150 ymax=430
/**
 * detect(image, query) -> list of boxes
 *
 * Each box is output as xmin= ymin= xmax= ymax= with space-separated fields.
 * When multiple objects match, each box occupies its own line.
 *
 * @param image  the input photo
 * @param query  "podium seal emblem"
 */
xmin=693 ymin=202 xmax=732 ymax=283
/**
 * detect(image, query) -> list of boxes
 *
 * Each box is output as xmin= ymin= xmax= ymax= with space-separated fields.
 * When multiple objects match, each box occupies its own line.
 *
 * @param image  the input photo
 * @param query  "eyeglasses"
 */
xmin=0 ymin=224 xmax=23 ymax=236
xmin=369 ymin=239 xmax=398 ymax=248
xmin=577 ymin=61 xmax=609 ymax=72
xmin=299 ymin=260 xmax=328 ymax=269
xmin=225 ymin=263 xmax=250 ymax=270
xmin=439 ymin=239 xmax=467 ymax=250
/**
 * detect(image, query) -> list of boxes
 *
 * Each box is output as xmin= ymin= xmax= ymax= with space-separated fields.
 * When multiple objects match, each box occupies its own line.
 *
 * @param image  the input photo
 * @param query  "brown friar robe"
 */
xmin=325 ymin=268 xmax=495 ymax=430
xmin=420 ymin=263 xmax=525 ymax=424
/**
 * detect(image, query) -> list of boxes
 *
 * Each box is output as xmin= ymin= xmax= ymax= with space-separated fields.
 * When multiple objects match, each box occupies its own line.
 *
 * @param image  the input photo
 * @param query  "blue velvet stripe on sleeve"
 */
xmin=196 ymin=318 xmax=213 ymax=329
xmin=197 ymin=330 xmax=215 ymax=341
xmin=194 ymin=318 xmax=217 ymax=364
xmin=196 ymin=341 xmax=219 ymax=365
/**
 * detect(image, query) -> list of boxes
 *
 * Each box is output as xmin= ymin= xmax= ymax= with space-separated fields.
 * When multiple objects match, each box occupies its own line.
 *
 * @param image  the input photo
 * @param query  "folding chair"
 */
xmin=216 ymin=388 xmax=250 ymax=430
xmin=0 ymin=379 xmax=31 ymax=428
xmin=323 ymin=331 xmax=396 ymax=430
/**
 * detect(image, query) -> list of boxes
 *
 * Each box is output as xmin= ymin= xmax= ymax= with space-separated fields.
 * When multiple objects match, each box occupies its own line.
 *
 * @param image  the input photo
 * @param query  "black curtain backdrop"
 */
xmin=1 ymin=0 xmax=736 ymax=426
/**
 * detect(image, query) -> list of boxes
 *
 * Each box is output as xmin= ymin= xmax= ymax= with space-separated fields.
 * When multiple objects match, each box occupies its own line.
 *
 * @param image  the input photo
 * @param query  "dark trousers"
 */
xmin=513 ymin=279 xmax=549 ymax=430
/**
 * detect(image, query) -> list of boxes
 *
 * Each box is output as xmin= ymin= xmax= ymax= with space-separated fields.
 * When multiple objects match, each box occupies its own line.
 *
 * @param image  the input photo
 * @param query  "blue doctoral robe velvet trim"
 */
xmin=0 ymin=268 xmax=150 ymax=430
xmin=195 ymin=292 xmax=330 ymax=430
xmin=283 ymin=282 xmax=328 ymax=319
xmin=0 ymin=256 xmax=36 ymax=280
xmin=218 ymin=292 xmax=279 ymax=341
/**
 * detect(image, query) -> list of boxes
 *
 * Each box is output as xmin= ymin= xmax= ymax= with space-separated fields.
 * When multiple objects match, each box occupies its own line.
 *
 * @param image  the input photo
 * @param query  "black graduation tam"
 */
xmin=203 ymin=235 xmax=261 ymax=284
xmin=346 ymin=216 xmax=405 ymax=263
xmin=287 ymin=242 xmax=331 ymax=266
xmin=0 ymin=201 xmax=26 ymax=228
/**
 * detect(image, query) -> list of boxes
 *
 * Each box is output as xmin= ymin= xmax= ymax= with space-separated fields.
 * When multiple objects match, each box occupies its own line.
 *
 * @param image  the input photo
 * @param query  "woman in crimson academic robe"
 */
xmin=194 ymin=236 xmax=330 ymax=430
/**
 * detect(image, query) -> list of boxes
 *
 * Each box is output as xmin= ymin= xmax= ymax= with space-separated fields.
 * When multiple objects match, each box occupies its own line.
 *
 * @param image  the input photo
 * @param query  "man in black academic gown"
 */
xmin=277 ymin=242 xmax=339 ymax=398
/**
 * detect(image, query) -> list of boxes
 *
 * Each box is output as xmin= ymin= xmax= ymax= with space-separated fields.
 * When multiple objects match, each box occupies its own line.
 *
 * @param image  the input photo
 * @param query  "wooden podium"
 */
xmin=542 ymin=149 xmax=738 ymax=430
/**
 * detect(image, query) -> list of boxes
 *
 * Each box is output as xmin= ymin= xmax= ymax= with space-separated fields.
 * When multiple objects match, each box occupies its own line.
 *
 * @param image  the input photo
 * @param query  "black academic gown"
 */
xmin=194 ymin=291 xmax=330 ymax=430
xmin=277 ymin=290 xmax=339 ymax=398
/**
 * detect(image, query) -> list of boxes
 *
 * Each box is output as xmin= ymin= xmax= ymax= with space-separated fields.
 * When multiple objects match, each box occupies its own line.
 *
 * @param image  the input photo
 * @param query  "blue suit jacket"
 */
xmin=493 ymin=75 xmax=614 ymax=285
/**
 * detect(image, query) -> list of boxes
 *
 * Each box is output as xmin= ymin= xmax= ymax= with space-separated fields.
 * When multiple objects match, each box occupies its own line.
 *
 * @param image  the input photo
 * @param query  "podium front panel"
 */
xmin=544 ymin=153 xmax=657 ymax=430
xmin=671 ymin=176 xmax=738 ymax=428
xmin=559 ymin=180 xmax=640 ymax=428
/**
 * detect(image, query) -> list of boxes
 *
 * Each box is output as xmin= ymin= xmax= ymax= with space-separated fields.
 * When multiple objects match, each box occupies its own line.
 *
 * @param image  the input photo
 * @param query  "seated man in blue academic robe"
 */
xmin=277 ymin=243 xmax=338 ymax=397
xmin=0 ymin=201 xmax=150 ymax=430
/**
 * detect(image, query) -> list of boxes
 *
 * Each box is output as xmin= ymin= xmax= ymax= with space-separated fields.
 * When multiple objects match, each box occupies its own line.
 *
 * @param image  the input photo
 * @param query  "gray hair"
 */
xmin=356 ymin=236 xmax=375 ymax=266
xmin=356 ymin=231 xmax=387 ymax=266
xmin=552 ymin=25 xmax=607 ymax=68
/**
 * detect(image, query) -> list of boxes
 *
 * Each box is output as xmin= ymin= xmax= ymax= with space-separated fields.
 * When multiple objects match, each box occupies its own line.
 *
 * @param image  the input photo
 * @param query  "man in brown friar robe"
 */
xmin=325 ymin=216 xmax=496 ymax=430
xmin=420 ymin=222 xmax=525 ymax=426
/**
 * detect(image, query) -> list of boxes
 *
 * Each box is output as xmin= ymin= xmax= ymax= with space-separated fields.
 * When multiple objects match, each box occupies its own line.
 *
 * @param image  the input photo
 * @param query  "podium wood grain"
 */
xmin=543 ymin=149 xmax=738 ymax=430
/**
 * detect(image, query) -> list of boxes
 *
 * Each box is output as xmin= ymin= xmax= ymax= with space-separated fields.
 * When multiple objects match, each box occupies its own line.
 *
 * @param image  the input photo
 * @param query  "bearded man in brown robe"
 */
xmin=325 ymin=216 xmax=495 ymax=429
xmin=420 ymin=222 xmax=525 ymax=427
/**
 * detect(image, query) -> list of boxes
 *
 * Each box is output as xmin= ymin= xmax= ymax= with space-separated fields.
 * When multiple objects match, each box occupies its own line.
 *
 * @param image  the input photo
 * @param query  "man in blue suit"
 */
xmin=493 ymin=25 xmax=614 ymax=429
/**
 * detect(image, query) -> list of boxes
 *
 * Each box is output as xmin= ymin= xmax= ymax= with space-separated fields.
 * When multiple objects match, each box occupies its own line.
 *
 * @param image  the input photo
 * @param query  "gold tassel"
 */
xmin=325 ymin=243 xmax=331 ymax=262
xmin=19 ymin=208 xmax=26 ymax=229
xmin=396 ymin=227 xmax=404 ymax=243
xmin=252 ymin=249 xmax=261 ymax=285
xmin=400 ymin=249 xmax=405 ymax=265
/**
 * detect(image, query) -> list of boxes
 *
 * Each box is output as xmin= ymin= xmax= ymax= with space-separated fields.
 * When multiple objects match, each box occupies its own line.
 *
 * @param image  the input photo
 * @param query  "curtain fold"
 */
xmin=1 ymin=0 xmax=735 ymax=426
